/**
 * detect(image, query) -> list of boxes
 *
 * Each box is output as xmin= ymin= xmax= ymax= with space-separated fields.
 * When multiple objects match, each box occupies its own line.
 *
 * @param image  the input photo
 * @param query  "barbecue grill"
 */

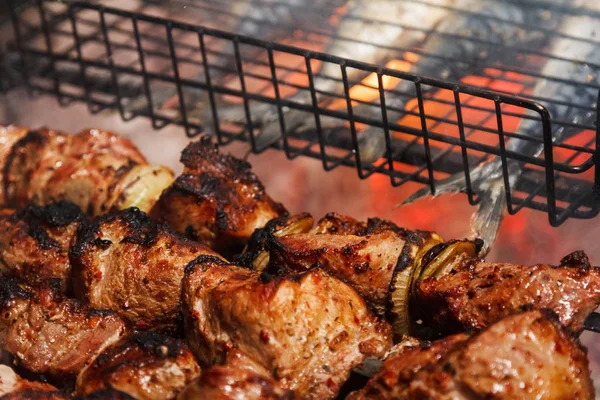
xmin=3 ymin=0 xmax=599 ymax=226
xmin=2 ymin=0 xmax=600 ymax=395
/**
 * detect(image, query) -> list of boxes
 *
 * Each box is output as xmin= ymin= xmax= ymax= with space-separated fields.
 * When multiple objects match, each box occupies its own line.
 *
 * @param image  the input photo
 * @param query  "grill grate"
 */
xmin=2 ymin=0 xmax=600 ymax=227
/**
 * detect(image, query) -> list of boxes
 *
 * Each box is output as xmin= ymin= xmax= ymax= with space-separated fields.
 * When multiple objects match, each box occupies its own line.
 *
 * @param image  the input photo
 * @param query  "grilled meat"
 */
xmin=259 ymin=213 xmax=409 ymax=316
xmin=76 ymin=331 xmax=200 ymax=400
xmin=73 ymin=389 xmax=137 ymax=399
xmin=0 ymin=365 xmax=66 ymax=400
xmin=236 ymin=213 xmax=315 ymax=270
xmin=351 ymin=310 xmax=594 ymax=399
xmin=348 ymin=334 xmax=469 ymax=399
xmin=0 ymin=126 xmax=29 ymax=205
xmin=415 ymin=250 xmax=600 ymax=336
xmin=177 ymin=366 xmax=294 ymax=400
xmin=0 ymin=201 xmax=84 ymax=291
xmin=2 ymin=127 xmax=173 ymax=215
xmin=268 ymin=230 xmax=407 ymax=316
xmin=182 ymin=255 xmax=392 ymax=399
xmin=71 ymin=207 xmax=223 ymax=330
xmin=311 ymin=213 xmax=406 ymax=237
xmin=150 ymin=137 xmax=286 ymax=256
xmin=0 ymin=277 xmax=125 ymax=381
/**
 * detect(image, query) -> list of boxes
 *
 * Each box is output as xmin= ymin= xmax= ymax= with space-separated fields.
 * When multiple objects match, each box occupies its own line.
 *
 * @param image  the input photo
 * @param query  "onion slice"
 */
xmin=418 ymin=239 xmax=482 ymax=282
xmin=106 ymin=165 xmax=175 ymax=213
xmin=387 ymin=231 xmax=444 ymax=338
xmin=241 ymin=213 xmax=314 ymax=271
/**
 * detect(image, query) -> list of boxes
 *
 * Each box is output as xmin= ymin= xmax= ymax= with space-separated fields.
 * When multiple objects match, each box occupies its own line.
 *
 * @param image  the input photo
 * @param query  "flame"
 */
xmin=207 ymin=31 xmax=593 ymax=262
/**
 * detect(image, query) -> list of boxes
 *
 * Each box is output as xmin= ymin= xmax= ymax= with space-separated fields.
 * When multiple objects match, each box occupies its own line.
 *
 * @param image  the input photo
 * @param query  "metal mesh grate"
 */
xmin=2 ymin=0 xmax=600 ymax=226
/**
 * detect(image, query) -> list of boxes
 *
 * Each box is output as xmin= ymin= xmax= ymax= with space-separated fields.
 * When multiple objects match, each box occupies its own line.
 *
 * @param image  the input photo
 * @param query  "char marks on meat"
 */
xmin=350 ymin=310 xmax=594 ymax=399
xmin=0 ymin=277 xmax=125 ymax=382
xmin=0 ymin=201 xmax=84 ymax=291
xmin=0 ymin=365 xmax=66 ymax=400
xmin=70 ymin=207 xmax=223 ymax=330
xmin=182 ymin=256 xmax=392 ymax=399
xmin=76 ymin=332 xmax=200 ymax=400
xmin=150 ymin=137 xmax=286 ymax=256
xmin=264 ymin=213 xmax=408 ymax=316
xmin=177 ymin=366 xmax=294 ymax=400
xmin=2 ymin=128 xmax=159 ymax=215
xmin=415 ymin=250 xmax=600 ymax=335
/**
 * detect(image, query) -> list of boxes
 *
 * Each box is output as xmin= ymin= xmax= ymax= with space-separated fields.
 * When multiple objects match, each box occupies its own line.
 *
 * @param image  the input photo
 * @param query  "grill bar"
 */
xmin=3 ymin=0 xmax=600 ymax=227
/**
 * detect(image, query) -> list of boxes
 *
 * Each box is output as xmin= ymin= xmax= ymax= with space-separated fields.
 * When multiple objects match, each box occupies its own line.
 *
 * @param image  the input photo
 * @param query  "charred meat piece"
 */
xmin=3 ymin=128 xmax=173 ymax=215
xmin=351 ymin=310 xmax=594 ymax=399
xmin=150 ymin=137 xmax=286 ymax=255
xmin=76 ymin=331 xmax=200 ymax=400
xmin=0 ymin=365 xmax=66 ymax=400
xmin=415 ymin=250 xmax=600 ymax=335
xmin=311 ymin=212 xmax=406 ymax=237
xmin=236 ymin=213 xmax=314 ymax=270
xmin=348 ymin=335 xmax=469 ymax=399
xmin=73 ymin=389 xmax=137 ymax=400
xmin=182 ymin=256 xmax=392 ymax=400
xmin=71 ymin=207 xmax=224 ymax=330
xmin=0 ymin=201 xmax=84 ymax=291
xmin=0 ymin=126 xmax=29 ymax=205
xmin=267 ymin=222 xmax=409 ymax=316
xmin=177 ymin=366 xmax=294 ymax=400
xmin=0 ymin=277 xmax=125 ymax=381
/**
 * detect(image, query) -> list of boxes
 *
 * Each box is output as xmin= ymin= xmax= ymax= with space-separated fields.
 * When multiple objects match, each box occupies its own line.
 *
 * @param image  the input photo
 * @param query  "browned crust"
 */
xmin=151 ymin=137 xmax=286 ymax=255
xmin=77 ymin=332 xmax=200 ymax=398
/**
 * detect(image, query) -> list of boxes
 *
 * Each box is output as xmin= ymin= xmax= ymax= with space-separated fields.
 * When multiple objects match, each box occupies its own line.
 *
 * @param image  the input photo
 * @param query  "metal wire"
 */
xmin=3 ymin=0 xmax=600 ymax=226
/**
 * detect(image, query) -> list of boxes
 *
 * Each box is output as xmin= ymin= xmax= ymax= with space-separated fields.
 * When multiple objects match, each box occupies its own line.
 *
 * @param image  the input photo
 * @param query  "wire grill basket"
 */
xmin=2 ymin=0 xmax=600 ymax=227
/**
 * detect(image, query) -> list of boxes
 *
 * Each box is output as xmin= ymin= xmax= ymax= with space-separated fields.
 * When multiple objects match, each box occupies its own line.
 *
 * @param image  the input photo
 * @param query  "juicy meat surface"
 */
xmin=267 ymin=229 xmax=407 ymax=316
xmin=2 ymin=128 xmax=157 ymax=215
xmin=348 ymin=334 xmax=469 ymax=400
xmin=71 ymin=207 xmax=223 ymax=330
xmin=311 ymin=213 xmax=407 ymax=237
xmin=150 ymin=137 xmax=286 ymax=255
xmin=0 ymin=365 xmax=65 ymax=400
xmin=0 ymin=201 xmax=84 ymax=291
xmin=0 ymin=126 xmax=29 ymax=205
xmin=0 ymin=277 xmax=125 ymax=381
xmin=177 ymin=366 xmax=294 ymax=400
xmin=416 ymin=250 xmax=600 ymax=335
xmin=182 ymin=256 xmax=392 ymax=399
xmin=351 ymin=310 xmax=594 ymax=399
xmin=76 ymin=331 xmax=200 ymax=400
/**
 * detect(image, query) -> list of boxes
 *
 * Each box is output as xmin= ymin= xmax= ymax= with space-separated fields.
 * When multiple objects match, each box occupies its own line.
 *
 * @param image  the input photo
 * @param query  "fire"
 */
xmin=200 ymin=27 xmax=593 ymax=263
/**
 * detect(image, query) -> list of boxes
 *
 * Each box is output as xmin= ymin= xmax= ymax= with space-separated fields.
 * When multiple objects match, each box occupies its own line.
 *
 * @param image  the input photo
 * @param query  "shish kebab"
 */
xmin=2 ymin=124 xmax=600 ymax=338
xmin=0 ymin=202 xmax=597 ymax=400
xmin=0 ymin=124 xmax=596 ymax=396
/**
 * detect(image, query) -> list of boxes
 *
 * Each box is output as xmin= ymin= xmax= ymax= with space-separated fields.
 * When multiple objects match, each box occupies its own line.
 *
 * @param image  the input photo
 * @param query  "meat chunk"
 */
xmin=0 ymin=201 xmax=84 ymax=291
xmin=0 ymin=277 xmax=125 ymax=381
xmin=236 ymin=213 xmax=314 ymax=271
xmin=415 ymin=250 xmax=600 ymax=335
xmin=311 ymin=213 xmax=406 ymax=237
xmin=182 ymin=256 xmax=392 ymax=399
xmin=0 ymin=365 xmax=65 ymax=399
xmin=71 ymin=207 xmax=224 ymax=330
xmin=150 ymin=137 xmax=286 ymax=256
xmin=0 ymin=125 xmax=29 ymax=205
xmin=76 ymin=332 xmax=200 ymax=399
xmin=177 ymin=366 xmax=294 ymax=400
xmin=74 ymin=388 xmax=137 ymax=399
xmin=268 ymin=231 xmax=406 ymax=316
xmin=3 ymin=128 xmax=172 ymax=215
xmin=265 ymin=215 xmax=409 ymax=316
xmin=347 ymin=335 xmax=468 ymax=399
xmin=351 ymin=310 xmax=594 ymax=399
